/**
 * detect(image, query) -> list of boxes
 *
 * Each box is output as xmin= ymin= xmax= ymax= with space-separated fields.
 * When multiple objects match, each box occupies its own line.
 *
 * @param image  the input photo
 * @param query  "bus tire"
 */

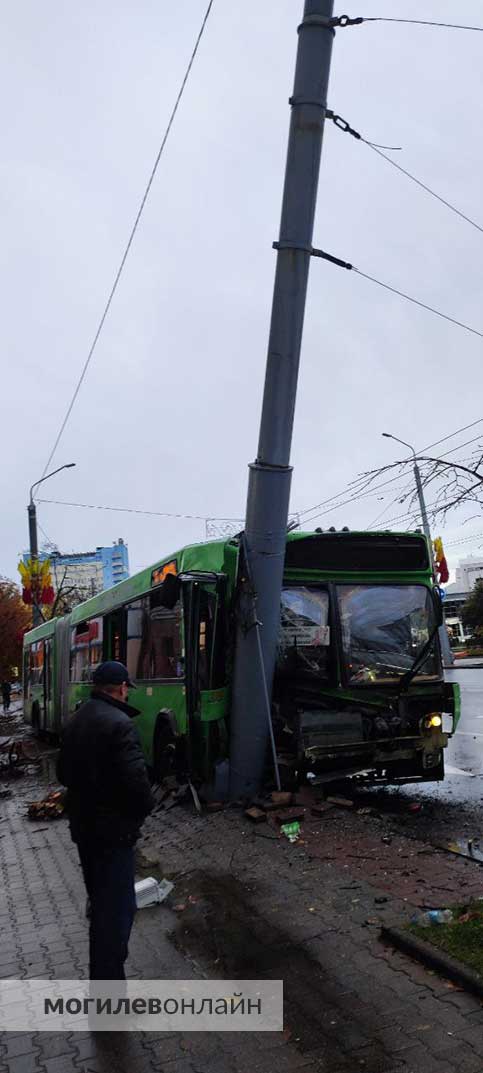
xmin=153 ymin=717 xmax=177 ymax=783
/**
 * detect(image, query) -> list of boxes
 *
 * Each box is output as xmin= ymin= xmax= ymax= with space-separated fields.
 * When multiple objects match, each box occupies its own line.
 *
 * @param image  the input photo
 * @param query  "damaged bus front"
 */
xmin=273 ymin=531 xmax=460 ymax=785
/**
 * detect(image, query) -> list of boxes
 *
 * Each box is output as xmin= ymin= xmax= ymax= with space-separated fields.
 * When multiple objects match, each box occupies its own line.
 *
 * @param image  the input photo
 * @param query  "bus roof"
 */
xmin=23 ymin=528 xmax=431 ymax=648
xmin=24 ymin=537 xmax=239 ymax=646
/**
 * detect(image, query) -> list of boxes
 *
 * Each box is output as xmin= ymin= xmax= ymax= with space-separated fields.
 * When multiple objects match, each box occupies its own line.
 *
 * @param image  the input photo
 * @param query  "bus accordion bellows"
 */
xmin=23 ymin=529 xmax=460 ymax=789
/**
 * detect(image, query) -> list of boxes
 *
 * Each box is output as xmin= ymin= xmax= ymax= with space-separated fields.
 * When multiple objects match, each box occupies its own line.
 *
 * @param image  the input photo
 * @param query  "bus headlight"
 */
xmin=424 ymin=713 xmax=442 ymax=730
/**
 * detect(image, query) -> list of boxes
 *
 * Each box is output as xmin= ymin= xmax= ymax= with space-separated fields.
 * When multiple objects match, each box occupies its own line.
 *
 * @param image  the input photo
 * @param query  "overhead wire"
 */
xmin=352 ymin=267 xmax=483 ymax=341
xmin=37 ymin=521 xmax=56 ymax=548
xmin=366 ymin=478 xmax=415 ymax=529
xmin=419 ymin=419 xmax=483 ymax=456
xmin=364 ymin=142 xmax=483 ymax=236
xmin=38 ymin=498 xmax=241 ymax=524
xmin=297 ymin=422 xmax=483 ymax=523
xmin=300 ymin=435 xmax=483 ymax=529
xmin=363 ymin=18 xmax=483 ymax=32
xmin=325 ymin=110 xmax=483 ymax=236
xmin=41 ymin=0 xmax=215 ymax=479
xmin=445 ymin=531 xmax=483 ymax=549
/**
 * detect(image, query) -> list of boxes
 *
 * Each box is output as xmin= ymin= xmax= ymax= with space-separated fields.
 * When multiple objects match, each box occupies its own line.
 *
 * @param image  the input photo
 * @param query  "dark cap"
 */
xmin=92 ymin=661 xmax=135 ymax=688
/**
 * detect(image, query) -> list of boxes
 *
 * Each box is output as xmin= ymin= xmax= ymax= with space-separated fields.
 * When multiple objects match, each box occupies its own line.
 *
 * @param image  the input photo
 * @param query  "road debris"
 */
xmin=275 ymin=808 xmax=305 ymax=826
xmin=245 ymin=807 xmax=267 ymax=824
xmin=445 ymin=839 xmax=483 ymax=865
xmin=135 ymin=876 xmax=174 ymax=909
xmin=411 ymin=909 xmax=454 ymax=926
xmin=271 ymin=791 xmax=293 ymax=807
xmin=27 ymin=790 xmax=65 ymax=820
xmin=280 ymin=821 xmax=301 ymax=843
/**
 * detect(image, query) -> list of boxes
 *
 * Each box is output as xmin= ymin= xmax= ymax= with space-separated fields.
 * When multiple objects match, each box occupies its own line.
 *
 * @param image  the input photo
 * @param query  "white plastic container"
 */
xmin=135 ymin=877 xmax=174 ymax=909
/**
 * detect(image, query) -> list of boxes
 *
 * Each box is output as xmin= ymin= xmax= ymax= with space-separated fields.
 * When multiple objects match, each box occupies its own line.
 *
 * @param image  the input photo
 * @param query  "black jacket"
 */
xmin=57 ymin=690 xmax=154 ymax=846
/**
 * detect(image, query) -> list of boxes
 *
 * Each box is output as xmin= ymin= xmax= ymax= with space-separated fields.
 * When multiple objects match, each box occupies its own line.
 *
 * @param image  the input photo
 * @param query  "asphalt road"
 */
xmin=440 ymin=665 xmax=483 ymax=784
xmin=380 ymin=664 xmax=483 ymax=852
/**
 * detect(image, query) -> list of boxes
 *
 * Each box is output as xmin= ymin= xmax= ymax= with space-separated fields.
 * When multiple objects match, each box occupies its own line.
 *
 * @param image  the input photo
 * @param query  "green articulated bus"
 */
xmin=23 ymin=530 xmax=460 ymax=788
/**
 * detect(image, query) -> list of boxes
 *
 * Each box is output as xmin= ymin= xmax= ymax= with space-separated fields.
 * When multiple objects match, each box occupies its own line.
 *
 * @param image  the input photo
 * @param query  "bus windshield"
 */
xmin=337 ymin=584 xmax=439 ymax=684
xmin=277 ymin=587 xmax=330 ymax=679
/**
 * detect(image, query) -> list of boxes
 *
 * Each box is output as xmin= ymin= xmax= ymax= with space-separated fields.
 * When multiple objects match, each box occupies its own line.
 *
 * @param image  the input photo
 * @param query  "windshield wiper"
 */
xmin=398 ymin=625 xmax=439 ymax=693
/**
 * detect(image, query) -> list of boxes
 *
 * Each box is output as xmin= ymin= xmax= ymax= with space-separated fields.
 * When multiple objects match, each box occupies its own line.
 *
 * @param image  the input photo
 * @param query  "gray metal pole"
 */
xmin=414 ymin=462 xmax=454 ymax=667
xmin=413 ymin=462 xmax=430 ymax=542
xmin=28 ymin=500 xmax=42 ymax=628
xmin=229 ymin=0 xmax=335 ymax=800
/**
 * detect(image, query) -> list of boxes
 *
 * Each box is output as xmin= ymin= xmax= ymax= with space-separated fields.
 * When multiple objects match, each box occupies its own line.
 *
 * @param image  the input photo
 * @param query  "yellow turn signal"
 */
xmin=425 ymin=713 xmax=442 ymax=729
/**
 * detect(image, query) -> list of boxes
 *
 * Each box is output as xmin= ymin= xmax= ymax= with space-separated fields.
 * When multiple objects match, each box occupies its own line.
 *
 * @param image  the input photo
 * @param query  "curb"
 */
xmin=381 ymin=925 xmax=483 ymax=1000
xmin=451 ymin=664 xmax=483 ymax=670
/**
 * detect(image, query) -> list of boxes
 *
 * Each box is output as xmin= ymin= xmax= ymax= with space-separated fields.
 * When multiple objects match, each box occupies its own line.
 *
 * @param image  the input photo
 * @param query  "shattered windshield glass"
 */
xmin=337 ymin=585 xmax=438 ymax=684
xmin=277 ymin=587 xmax=330 ymax=678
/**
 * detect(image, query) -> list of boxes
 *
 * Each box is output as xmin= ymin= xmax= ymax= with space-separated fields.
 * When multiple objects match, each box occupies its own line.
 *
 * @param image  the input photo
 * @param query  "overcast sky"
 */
xmin=2 ymin=0 xmax=483 ymax=584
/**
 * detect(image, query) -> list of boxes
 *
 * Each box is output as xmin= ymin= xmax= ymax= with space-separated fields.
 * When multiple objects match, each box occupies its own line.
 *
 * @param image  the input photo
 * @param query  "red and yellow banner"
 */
xmin=433 ymin=537 xmax=449 ymax=585
xmin=18 ymin=558 xmax=55 ymax=607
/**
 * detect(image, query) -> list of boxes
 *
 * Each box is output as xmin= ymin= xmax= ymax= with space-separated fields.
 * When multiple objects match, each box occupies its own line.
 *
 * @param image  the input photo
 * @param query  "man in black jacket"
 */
xmin=57 ymin=661 xmax=154 ymax=980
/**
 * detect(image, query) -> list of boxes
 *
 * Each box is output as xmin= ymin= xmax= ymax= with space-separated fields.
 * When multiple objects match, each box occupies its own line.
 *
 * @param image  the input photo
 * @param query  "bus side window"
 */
xmin=103 ymin=610 xmax=125 ymax=664
xmin=135 ymin=593 xmax=183 ymax=680
xmin=70 ymin=624 xmax=90 ymax=682
xmin=126 ymin=601 xmax=144 ymax=681
xmin=88 ymin=618 xmax=103 ymax=674
xmin=31 ymin=641 xmax=44 ymax=686
xmin=70 ymin=618 xmax=105 ymax=681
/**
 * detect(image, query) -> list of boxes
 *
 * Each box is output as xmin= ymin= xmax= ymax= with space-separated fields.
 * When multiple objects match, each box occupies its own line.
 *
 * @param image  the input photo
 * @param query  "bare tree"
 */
xmin=36 ymin=568 xmax=97 ymax=622
xmin=355 ymin=441 xmax=483 ymax=527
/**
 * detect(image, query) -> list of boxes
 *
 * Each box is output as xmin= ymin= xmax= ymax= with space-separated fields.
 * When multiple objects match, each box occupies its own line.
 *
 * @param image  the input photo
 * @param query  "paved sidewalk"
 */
xmin=1 ymin=787 xmax=483 ymax=1073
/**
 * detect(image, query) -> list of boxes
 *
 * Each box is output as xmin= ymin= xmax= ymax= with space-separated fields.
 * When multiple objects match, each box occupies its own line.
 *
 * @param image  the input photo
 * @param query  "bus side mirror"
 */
xmin=432 ymin=588 xmax=444 ymax=627
xmin=158 ymin=573 xmax=180 ymax=609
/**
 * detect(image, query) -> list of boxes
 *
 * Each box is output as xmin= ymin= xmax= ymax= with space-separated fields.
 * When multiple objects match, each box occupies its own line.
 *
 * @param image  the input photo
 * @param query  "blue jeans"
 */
xmin=77 ymin=841 xmax=136 ymax=980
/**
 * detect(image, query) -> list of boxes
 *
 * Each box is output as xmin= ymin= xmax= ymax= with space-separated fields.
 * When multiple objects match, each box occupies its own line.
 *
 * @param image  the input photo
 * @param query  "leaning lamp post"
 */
xmin=28 ymin=463 xmax=76 ymax=626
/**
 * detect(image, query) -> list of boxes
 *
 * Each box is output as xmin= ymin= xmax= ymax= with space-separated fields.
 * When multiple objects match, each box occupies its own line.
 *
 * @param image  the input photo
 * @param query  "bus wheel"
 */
xmin=153 ymin=719 xmax=177 ymax=784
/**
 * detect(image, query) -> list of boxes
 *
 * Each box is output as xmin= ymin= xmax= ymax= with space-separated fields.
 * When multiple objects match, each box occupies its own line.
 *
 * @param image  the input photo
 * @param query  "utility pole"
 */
xmin=382 ymin=433 xmax=454 ymax=667
xmin=27 ymin=498 xmax=41 ymax=627
xmin=28 ymin=464 xmax=76 ymax=628
xmin=229 ymin=0 xmax=335 ymax=800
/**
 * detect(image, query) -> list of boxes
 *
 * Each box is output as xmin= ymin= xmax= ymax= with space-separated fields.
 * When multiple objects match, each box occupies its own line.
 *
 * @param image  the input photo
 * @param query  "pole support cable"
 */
xmin=310 ymin=246 xmax=483 ymax=340
xmin=327 ymin=15 xmax=483 ymax=32
xmin=325 ymin=109 xmax=483 ymax=234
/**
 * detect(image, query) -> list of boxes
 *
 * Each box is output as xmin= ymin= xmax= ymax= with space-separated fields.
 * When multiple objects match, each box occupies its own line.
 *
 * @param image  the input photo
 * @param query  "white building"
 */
xmin=454 ymin=556 xmax=483 ymax=594
xmin=443 ymin=555 xmax=483 ymax=643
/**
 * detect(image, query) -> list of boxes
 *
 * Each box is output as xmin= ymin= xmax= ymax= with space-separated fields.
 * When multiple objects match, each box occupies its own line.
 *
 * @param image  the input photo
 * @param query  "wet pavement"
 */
xmin=1 ymin=695 xmax=483 ymax=1072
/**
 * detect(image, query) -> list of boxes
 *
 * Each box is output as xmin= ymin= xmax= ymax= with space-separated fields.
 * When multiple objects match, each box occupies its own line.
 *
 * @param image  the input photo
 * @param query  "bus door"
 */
xmin=181 ymin=573 xmax=228 ymax=781
xmin=103 ymin=609 xmax=125 ymax=663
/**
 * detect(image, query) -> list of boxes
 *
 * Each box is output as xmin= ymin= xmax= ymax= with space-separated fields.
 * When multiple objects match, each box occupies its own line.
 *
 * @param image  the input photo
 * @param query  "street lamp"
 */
xmin=381 ymin=433 xmax=430 ymax=540
xmin=28 ymin=464 xmax=76 ymax=626
xmin=381 ymin=433 xmax=453 ymax=666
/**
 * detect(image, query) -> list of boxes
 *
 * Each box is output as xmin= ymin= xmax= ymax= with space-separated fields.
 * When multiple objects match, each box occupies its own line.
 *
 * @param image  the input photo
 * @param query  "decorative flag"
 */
xmin=433 ymin=537 xmax=449 ymax=584
xmin=18 ymin=558 xmax=55 ymax=607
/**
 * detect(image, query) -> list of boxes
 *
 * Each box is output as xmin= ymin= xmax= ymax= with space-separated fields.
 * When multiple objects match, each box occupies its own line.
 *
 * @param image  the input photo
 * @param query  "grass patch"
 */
xmin=409 ymin=903 xmax=483 ymax=978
